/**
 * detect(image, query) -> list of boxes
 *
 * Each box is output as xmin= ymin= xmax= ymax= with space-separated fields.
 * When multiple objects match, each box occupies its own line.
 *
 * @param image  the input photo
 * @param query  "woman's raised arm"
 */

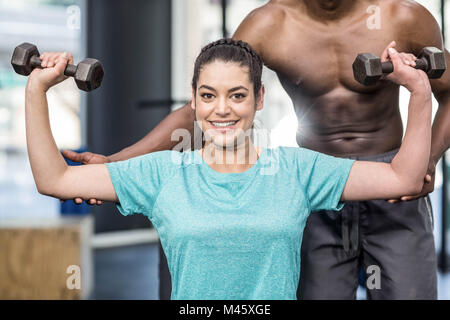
xmin=342 ymin=44 xmax=432 ymax=201
xmin=25 ymin=52 xmax=117 ymax=202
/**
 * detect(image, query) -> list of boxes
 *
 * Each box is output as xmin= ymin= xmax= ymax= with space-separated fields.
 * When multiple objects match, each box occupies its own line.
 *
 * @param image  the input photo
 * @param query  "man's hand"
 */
xmin=61 ymin=150 xmax=111 ymax=205
xmin=388 ymin=158 xmax=436 ymax=203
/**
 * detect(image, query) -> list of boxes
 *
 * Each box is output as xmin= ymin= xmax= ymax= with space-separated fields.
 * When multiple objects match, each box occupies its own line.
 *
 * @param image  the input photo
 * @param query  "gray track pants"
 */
xmin=298 ymin=148 xmax=438 ymax=300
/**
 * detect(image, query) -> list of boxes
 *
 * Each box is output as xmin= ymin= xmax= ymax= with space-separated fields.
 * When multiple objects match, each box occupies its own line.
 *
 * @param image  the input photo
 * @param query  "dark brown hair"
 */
xmin=192 ymin=38 xmax=263 ymax=99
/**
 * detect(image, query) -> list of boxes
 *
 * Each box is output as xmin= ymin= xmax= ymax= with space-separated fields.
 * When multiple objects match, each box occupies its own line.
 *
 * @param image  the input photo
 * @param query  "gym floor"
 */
xmin=88 ymin=243 xmax=450 ymax=300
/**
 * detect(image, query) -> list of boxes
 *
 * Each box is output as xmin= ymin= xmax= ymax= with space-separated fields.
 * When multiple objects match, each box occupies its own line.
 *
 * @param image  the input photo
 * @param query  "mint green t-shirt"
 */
xmin=106 ymin=147 xmax=354 ymax=300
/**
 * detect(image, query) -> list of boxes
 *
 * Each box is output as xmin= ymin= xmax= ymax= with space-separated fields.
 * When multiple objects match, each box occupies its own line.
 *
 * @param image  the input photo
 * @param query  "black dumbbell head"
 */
xmin=74 ymin=58 xmax=104 ymax=92
xmin=418 ymin=47 xmax=447 ymax=79
xmin=11 ymin=42 xmax=40 ymax=76
xmin=352 ymin=53 xmax=383 ymax=86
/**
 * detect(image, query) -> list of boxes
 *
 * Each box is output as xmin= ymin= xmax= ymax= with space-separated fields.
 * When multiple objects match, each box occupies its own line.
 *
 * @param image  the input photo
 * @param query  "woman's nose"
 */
xmin=215 ymin=97 xmax=231 ymax=115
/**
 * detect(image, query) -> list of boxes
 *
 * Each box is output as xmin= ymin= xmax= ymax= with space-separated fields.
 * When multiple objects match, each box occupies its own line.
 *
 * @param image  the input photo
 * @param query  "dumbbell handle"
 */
xmin=381 ymin=58 xmax=428 ymax=74
xmin=29 ymin=55 xmax=78 ymax=77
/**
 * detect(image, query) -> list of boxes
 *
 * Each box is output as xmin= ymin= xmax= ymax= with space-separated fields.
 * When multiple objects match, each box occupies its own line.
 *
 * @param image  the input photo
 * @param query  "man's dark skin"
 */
xmin=63 ymin=0 xmax=450 ymax=297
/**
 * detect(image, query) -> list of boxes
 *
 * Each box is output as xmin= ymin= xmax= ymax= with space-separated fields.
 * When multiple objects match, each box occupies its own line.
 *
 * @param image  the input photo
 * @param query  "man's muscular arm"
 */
xmin=108 ymin=103 xmax=195 ymax=161
xmin=63 ymin=102 xmax=195 ymax=205
xmin=64 ymin=102 xmax=195 ymax=166
xmin=232 ymin=2 xmax=282 ymax=61
xmin=404 ymin=3 xmax=450 ymax=162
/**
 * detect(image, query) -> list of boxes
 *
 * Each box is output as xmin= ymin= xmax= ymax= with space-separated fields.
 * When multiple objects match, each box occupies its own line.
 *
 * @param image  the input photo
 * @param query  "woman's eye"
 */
xmin=232 ymin=93 xmax=246 ymax=99
xmin=201 ymin=93 xmax=214 ymax=99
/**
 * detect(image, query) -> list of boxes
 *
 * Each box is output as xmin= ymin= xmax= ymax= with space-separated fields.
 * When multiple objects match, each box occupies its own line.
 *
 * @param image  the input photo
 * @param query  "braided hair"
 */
xmin=192 ymin=38 xmax=263 ymax=99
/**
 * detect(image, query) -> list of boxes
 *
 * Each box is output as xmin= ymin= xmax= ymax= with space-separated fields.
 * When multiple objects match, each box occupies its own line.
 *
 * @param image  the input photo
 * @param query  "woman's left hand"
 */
xmin=380 ymin=41 xmax=431 ymax=94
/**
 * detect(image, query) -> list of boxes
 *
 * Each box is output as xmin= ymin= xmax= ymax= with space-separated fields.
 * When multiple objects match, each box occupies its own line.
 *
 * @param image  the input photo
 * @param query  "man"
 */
xmin=64 ymin=0 xmax=450 ymax=299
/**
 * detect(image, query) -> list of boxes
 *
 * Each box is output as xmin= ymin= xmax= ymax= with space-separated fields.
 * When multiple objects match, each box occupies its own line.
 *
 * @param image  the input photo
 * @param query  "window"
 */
xmin=0 ymin=0 xmax=84 ymax=219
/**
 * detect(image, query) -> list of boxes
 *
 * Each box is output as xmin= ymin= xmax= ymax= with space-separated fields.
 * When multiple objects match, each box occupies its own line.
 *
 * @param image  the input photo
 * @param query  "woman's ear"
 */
xmin=256 ymin=85 xmax=265 ymax=111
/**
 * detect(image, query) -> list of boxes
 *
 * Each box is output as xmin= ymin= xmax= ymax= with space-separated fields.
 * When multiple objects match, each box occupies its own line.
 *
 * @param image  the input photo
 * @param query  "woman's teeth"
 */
xmin=211 ymin=121 xmax=238 ymax=127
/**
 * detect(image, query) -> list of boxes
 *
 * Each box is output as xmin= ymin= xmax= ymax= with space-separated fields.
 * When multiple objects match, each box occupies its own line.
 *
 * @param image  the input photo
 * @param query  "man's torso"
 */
xmin=237 ymin=0 xmax=427 ymax=157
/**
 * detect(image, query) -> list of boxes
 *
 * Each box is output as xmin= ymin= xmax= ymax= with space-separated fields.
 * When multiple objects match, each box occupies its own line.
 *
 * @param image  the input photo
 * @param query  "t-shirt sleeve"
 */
xmin=296 ymin=148 xmax=355 ymax=212
xmin=105 ymin=151 xmax=177 ymax=219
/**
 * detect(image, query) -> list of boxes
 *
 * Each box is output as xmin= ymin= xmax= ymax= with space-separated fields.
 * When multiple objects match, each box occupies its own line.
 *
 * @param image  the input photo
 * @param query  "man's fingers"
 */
xmin=62 ymin=149 xmax=83 ymax=162
xmin=86 ymin=199 xmax=99 ymax=205
xmin=73 ymin=198 xmax=102 ymax=205
xmin=68 ymin=197 xmax=102 ymax=205
xmin=425 ymin=174 xmax=432 ymax=183
xmin=401 ymin=195 xmax=419 ymax=201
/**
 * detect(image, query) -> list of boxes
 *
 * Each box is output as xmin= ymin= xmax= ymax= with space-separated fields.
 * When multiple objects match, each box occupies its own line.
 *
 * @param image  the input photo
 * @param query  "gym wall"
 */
xmin=86 ymin=0 xmax=172 ymax=233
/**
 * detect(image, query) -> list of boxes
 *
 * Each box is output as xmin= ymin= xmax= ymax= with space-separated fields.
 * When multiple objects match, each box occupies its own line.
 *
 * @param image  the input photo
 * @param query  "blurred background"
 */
xmin=0 ymin=0 xmax=449 ymax=299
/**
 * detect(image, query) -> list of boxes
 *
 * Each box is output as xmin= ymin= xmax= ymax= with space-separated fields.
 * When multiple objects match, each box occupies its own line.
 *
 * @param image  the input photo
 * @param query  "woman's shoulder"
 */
xmin=265 ymin=145 xmax=318 ymax=159
xmin=136 ymin=149 xmax=198 ymax=168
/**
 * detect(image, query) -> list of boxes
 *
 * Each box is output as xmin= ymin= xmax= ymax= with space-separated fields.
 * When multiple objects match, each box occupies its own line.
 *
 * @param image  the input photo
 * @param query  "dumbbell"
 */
xmin=352 ymin=46 xmax=446 ymax=86
xmin=11 ymin=42 xmax=104 ymax=92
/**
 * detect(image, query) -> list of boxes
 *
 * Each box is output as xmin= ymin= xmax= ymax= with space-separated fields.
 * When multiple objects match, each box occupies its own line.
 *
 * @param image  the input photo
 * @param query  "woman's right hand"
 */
xmin=27 ymin=52 xmax=75 ymax=92
xmin=61 ymin=150 xmax=111 ymax=206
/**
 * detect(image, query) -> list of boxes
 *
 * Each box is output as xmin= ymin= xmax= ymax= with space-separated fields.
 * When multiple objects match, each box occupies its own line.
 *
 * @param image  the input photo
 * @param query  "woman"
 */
xmin=25 ymin=38 xmax=431 ymax=299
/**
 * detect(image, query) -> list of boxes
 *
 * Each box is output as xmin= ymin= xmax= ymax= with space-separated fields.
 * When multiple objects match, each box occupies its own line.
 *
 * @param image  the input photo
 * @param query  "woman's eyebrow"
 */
xmin=199 ymin=85 xmax=216 ymax=92
xmin=229 ymin=86 xmax=249 ymax=93
xmin=198 ymin=85 xmax=249 ymax=93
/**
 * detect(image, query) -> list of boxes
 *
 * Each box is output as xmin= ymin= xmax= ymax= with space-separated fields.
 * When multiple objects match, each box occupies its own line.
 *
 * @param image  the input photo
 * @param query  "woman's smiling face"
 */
xmin=192 ymin=60 xmax=264 ymax=149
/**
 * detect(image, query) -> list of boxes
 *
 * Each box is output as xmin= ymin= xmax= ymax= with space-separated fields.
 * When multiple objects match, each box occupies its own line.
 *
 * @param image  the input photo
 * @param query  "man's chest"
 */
xmin=260 ymin=14 xmax=407 ymax=95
